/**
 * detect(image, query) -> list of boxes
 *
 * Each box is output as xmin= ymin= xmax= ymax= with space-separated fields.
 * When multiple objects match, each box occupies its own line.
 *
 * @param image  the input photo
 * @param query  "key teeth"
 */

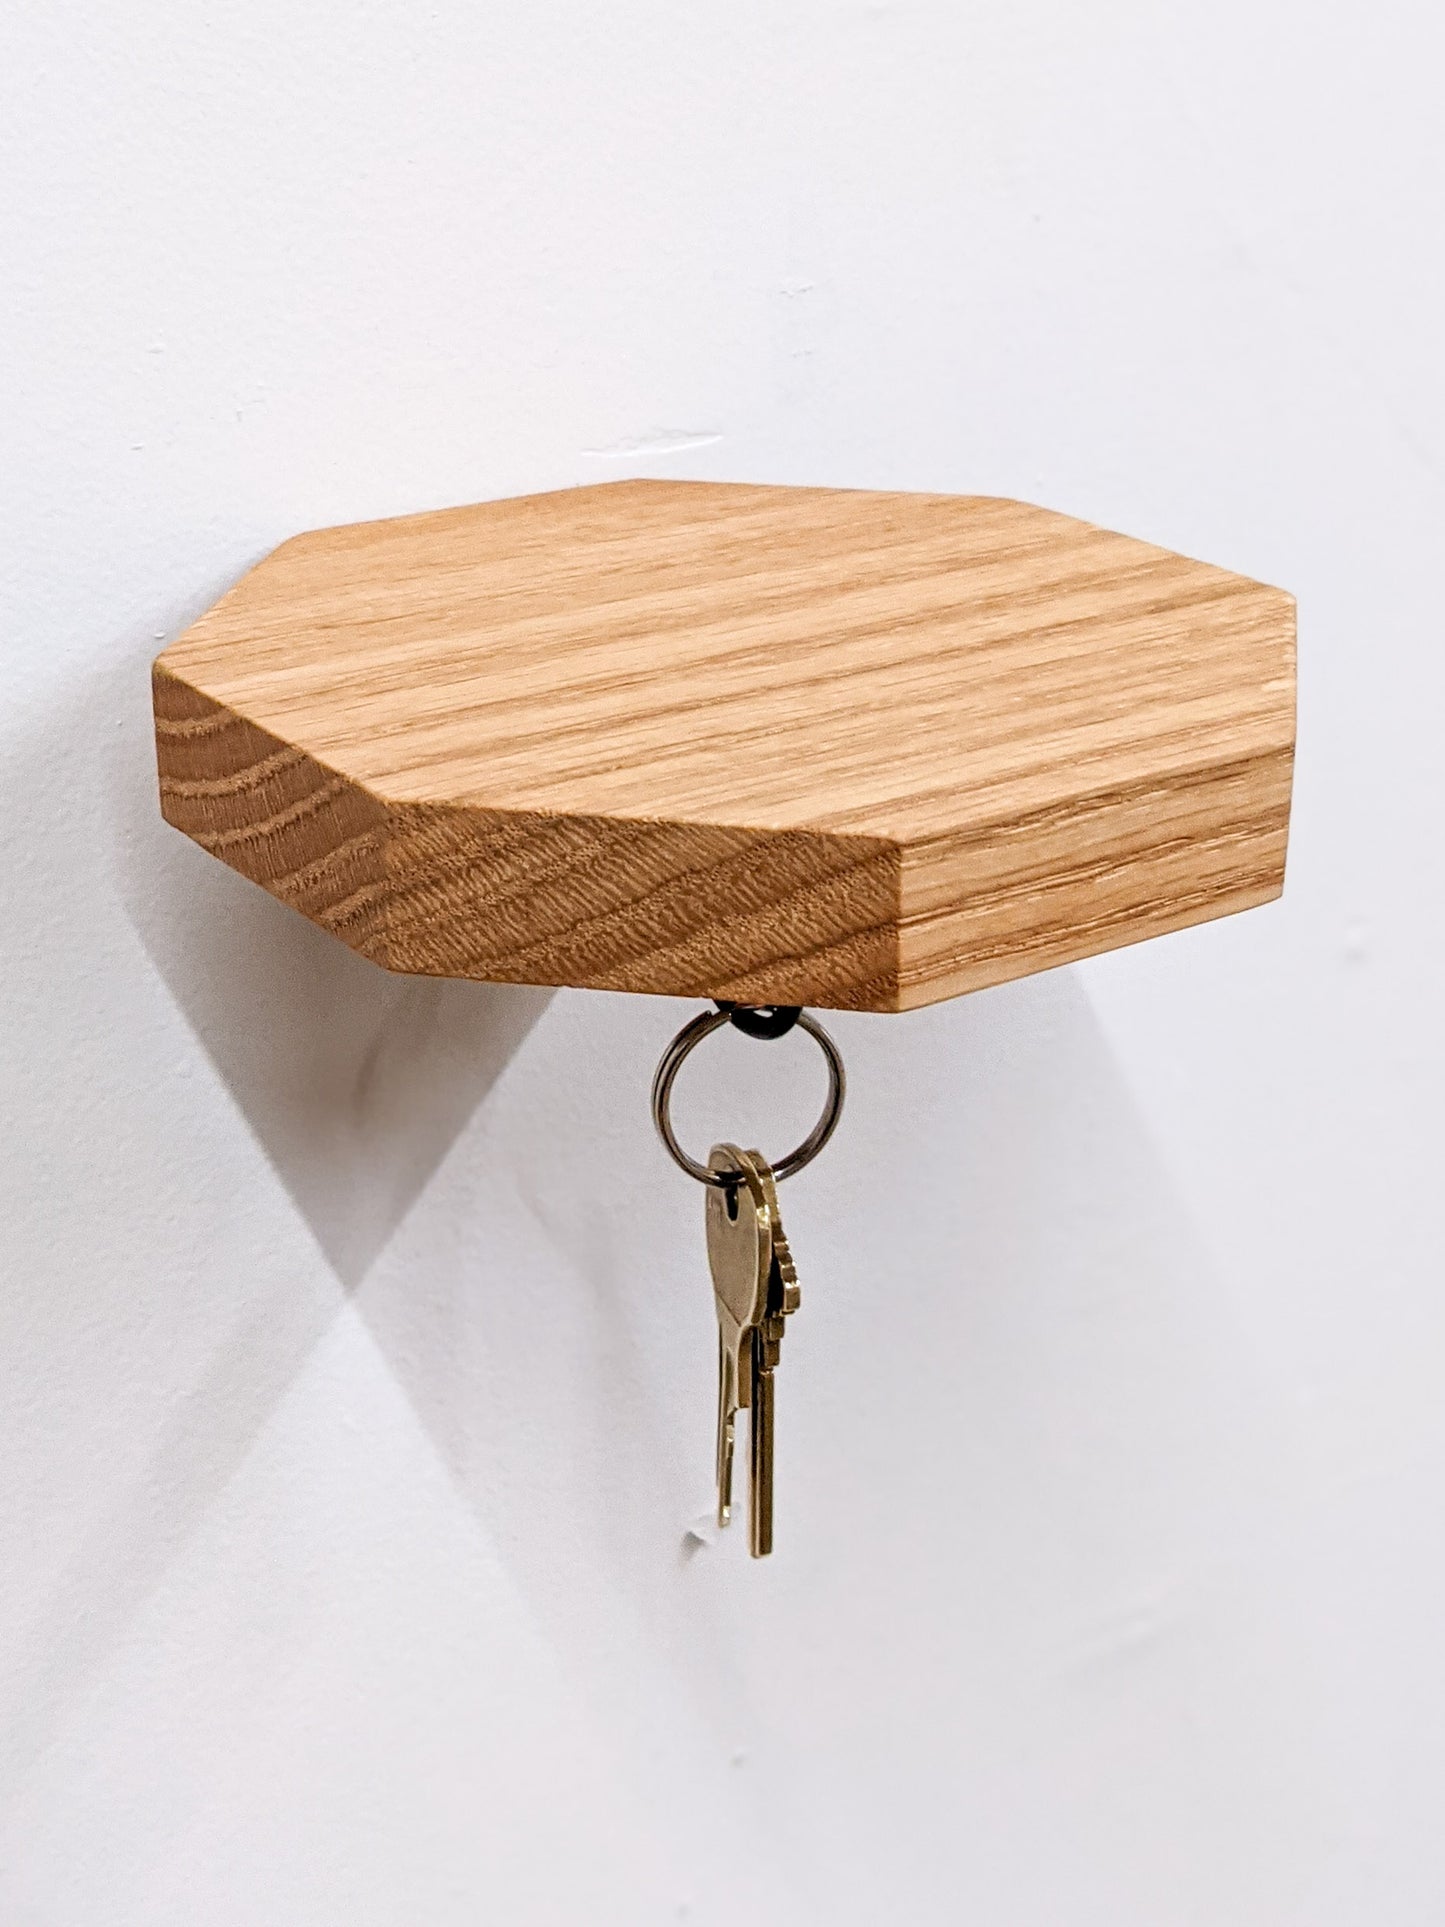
xmin=746 ymin=1148 xmax=800 ymax=1321
xmin=774 ymin=1237 xmax=800 ymax=1316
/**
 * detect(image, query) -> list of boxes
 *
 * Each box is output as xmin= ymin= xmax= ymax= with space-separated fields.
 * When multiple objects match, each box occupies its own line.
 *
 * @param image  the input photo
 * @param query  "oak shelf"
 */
xmin=153 ymin=480 xmax=1295 ymax=1012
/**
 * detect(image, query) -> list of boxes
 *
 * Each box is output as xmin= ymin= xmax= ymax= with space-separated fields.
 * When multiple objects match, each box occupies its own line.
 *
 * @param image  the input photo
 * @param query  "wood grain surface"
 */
xmin=153 ymin=480 xmax=1296 ymax=1011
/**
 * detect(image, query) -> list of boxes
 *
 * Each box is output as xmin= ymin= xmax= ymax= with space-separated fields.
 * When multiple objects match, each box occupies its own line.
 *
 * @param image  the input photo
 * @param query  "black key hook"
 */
xmin=713 ymin=1001 xmax=803 ymax=1042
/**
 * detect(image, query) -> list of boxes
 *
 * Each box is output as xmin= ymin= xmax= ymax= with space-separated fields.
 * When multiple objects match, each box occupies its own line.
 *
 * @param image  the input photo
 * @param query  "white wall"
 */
xmin=3 ymin=4 xmax=1441 ymax=1922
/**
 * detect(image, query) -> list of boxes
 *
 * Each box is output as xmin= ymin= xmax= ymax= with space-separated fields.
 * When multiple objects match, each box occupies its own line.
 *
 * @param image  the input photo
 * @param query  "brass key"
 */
xmin=705 ymin=1143 xmax=802 ymax=1556
xmin=705 ymin=1144 xmax=770 ymax=1533
xmin=736 ymin=1148 xmax=799 ymax=1555
xmin=741 ymin=1148 xmax=799 ymax=1556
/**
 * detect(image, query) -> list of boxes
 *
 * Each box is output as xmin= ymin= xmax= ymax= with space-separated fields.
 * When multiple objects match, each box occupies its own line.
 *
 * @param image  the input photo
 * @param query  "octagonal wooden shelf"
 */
xmin=152 ymin=480 xmax=1295 ymax=1013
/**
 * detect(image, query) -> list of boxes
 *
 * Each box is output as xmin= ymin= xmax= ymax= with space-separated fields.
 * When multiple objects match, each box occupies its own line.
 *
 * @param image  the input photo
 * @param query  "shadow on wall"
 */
xmin=0 ymin=624 xmax=550 ymax=1805
xmin=112 ymin=664 xmax=553 ymax=1289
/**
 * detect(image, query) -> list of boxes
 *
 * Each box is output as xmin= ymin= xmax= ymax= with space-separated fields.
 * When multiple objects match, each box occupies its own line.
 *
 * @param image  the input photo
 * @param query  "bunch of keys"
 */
xmin=652 ymin=1002 xmax=846 ymax=1558
xmin=706 ymin=1143 xmax=800 ymax=1555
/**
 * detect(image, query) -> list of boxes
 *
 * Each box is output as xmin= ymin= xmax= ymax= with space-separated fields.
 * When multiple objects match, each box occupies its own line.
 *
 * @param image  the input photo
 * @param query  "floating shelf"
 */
xmin=152 ymin=480 xmax=1295 ymax=1012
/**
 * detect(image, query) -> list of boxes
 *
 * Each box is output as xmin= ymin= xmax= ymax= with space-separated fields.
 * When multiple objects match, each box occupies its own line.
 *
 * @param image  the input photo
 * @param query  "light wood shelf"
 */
xmin=153 ymin=480 xmax=1295 ymax=1012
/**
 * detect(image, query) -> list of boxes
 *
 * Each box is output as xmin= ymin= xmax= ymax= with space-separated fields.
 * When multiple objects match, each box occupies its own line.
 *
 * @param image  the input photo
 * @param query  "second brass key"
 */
xmin=705 ymin=1143 xmax=801 ymax=1557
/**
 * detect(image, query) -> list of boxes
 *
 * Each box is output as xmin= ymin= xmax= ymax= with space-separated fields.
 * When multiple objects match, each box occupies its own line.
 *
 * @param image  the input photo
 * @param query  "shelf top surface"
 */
xmin=158 ymin=480 xmax=1295 ymax=842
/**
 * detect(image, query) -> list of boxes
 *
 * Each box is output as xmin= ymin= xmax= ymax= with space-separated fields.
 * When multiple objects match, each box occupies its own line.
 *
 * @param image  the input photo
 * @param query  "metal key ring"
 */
xmin=651 ymin=1005 xmax=846 ymax=1186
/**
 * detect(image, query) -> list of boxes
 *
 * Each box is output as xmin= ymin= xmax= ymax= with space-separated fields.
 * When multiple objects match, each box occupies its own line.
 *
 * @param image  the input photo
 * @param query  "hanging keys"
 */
xmin=705 ymin=1143 xmax=802 ymax=1556
xmin=705 ymin=1143 xmax=768 ymax=1533
xmin=652 ymin=1001 xmax=844 ymax=1561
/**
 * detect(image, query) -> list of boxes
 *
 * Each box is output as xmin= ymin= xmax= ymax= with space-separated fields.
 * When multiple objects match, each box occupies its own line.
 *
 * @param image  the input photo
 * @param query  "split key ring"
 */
xmin=650 ymin=1001 xmax=846 ymax=1186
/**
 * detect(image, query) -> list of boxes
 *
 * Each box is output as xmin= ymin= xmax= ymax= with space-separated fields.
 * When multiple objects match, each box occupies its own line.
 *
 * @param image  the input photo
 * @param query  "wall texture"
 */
xmin=3 ymin=4 xmax=1441 ymax=1922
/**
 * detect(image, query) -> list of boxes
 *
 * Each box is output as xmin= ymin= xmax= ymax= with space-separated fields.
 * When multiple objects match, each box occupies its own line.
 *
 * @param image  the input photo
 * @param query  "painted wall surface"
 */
xmin=3 ymin=5 xmax=1442 ymax=1922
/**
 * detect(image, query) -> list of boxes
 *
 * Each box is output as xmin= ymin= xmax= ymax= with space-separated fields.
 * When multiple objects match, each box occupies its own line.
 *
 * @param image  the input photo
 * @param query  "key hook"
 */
xmin=650 ymin=1004 xmax=846 ymax=1187
xmin=714 ymin=1001 xmax=802 ymax=1041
